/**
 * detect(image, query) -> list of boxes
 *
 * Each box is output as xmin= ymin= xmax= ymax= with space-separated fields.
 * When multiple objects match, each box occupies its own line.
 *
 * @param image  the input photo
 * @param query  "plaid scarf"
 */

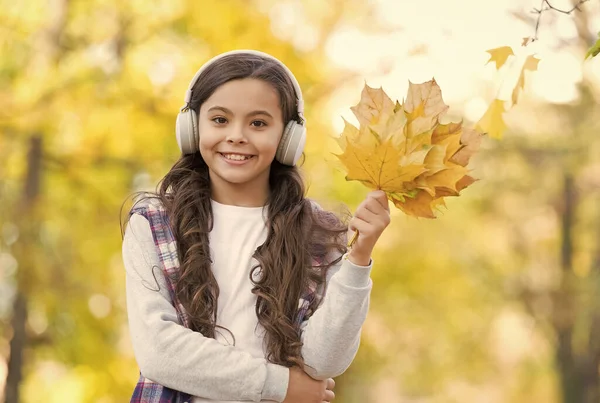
xmin=129 ymin=199 xmax=319 ymax=403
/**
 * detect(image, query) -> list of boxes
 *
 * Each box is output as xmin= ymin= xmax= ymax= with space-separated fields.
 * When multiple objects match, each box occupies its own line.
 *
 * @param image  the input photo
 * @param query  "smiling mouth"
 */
xmin=219 ymin=153 xmax=255 ymax=161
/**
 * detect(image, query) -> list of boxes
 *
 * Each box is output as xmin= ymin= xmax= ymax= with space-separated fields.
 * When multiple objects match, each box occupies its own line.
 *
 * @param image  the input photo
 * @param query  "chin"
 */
xmin=222 ymin=175 xmax=255 ymax=184
xmin=214 ymin=169 xmax=263 ymax=185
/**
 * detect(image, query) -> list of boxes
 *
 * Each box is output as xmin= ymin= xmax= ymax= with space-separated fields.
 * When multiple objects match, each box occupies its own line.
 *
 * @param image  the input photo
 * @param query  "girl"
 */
xmin=122 ymin=50 xmax=390 ymax=403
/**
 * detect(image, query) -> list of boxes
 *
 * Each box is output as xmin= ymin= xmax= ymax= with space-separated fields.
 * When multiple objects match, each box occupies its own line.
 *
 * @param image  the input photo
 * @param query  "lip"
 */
xmin=218 ymin=152 xmax=254 ymax=157
xmin=218 ymin=152 xmax=256 ymax=165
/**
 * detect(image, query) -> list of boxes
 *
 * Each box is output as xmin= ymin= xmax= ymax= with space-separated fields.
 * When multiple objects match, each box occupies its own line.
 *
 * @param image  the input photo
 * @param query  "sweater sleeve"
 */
xmin=300 ymin=255 xmax=373 ymax=380
xmin=123 ymin=213 xmax=289 ymax=402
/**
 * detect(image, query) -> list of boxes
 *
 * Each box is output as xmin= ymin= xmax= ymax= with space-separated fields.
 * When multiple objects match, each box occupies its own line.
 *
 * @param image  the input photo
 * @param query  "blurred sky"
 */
xmin=263 ymin=0 xmax=600 ymax=132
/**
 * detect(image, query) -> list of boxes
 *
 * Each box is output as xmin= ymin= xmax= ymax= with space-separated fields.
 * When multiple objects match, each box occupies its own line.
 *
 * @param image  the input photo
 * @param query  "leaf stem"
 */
xmin=348 ymin=230 xmax=359 ymax=248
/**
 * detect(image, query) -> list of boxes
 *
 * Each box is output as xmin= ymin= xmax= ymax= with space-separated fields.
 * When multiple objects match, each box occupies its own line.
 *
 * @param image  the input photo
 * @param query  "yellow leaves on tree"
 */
xmin=512 ymin=55 xmax=540 ymax=105
xmin=335 ymin=80 xmax=484 ymax=219
xmin=478 ymin=46 xmax=540 ymax=139
xmin=485 ymin=46 xmax=514 ymax=69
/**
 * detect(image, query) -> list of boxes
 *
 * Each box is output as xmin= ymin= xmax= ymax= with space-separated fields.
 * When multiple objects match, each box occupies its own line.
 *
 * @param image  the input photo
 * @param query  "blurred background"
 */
xmin=1 ymin=0 xmax=600 ymax=402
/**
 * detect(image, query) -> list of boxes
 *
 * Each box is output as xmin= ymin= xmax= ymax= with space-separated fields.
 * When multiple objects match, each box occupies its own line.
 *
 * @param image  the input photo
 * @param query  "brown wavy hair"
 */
xmin=129 ymin=52 xmax=348 ymax=368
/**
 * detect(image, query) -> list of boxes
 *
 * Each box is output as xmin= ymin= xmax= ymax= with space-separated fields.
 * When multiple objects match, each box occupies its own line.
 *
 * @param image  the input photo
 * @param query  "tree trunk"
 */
xmin=553 ymin=173 xmax=600 ymax=403
xmin=4 ymin=135 xmax=42 ymax=403
xmin=4 ymin=2 xmax=67 ymax=399
xmin=4 ymin=294 xmax=27 ymax=403
xmin=554 ymin=173 xmax=585 ymax=403
xmin=581 ymin=355 xmax=600 ymax=403
xmin=581 ymin=213 xmax=600 ymax=403
xmin=556 ymin=7 xmax=598 ymax=402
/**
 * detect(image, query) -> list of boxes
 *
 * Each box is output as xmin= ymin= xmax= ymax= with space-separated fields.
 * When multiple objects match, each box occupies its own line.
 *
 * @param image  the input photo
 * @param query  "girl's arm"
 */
xmin=123 ymin=213 xmax=289 ymax=402
xmin=299 ymin=256 xmax=373 ymax=380
xmin=301 ymin=190 xmax=389 ymax=380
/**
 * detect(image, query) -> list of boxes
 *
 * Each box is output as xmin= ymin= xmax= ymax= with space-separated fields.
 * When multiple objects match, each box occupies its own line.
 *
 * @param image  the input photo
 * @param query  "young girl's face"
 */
xmin=197 ymin=78 xmax=284 ymax=197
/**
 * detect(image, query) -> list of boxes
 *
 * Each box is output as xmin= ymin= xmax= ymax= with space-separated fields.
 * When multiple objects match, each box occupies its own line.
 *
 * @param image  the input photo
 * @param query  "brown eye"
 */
xmin=251 ymin=120 xmax=267 ymax=128
xmin=212 ymin=117 xmax=227 ymax=124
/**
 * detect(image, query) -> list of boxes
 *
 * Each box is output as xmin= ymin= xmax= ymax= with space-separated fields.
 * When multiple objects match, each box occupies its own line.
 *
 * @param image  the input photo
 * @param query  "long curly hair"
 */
xmin=129 ymin=52 xmax=348 ymax=368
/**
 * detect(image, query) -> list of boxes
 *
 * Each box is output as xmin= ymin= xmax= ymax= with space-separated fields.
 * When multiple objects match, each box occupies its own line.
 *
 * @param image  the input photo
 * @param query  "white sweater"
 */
xmin=123 ymin=200 xmax=373 ymax=402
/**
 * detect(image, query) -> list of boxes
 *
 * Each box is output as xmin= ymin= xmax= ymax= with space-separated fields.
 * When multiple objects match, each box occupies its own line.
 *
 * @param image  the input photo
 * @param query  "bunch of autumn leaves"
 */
xmin=334 ymin=46 xmax=548 ymax=218
xmin=335 ymin=80 xmax=484 ymax=219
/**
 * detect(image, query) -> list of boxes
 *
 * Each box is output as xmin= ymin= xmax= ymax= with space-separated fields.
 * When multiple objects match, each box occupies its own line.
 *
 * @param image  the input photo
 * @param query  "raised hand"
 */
xmin=347 ymin=190 xmax=391 ymax=266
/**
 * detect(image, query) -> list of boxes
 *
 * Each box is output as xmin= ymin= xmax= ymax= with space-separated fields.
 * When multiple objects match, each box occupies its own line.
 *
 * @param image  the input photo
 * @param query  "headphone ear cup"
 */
xmin=190 ymin=110 xmax=199 ymax=151
xmin=175 ymin=109 xmax=198 ymax=154
xmin=276 ymin=121 xmax=306 ymax=166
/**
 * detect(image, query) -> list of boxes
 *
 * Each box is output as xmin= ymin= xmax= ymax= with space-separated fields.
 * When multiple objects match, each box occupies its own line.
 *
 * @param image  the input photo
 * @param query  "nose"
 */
xmin=225 ymin=124 xmax=248 ymax=144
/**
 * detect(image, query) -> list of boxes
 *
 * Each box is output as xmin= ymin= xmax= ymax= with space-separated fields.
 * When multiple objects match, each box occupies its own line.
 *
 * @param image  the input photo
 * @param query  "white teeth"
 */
xmin=222 ymin=154 xmax=251 ymax=161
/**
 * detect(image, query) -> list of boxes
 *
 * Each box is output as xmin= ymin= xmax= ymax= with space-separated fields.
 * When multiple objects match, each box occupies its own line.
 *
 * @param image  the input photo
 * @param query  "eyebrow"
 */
xmin=207 ymin=106 xmax=274 ymax=119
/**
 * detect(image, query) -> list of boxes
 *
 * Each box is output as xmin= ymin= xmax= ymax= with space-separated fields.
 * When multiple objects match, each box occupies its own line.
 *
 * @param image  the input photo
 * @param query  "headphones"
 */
xmin=175 ymin=49 xmax=307 ymax=166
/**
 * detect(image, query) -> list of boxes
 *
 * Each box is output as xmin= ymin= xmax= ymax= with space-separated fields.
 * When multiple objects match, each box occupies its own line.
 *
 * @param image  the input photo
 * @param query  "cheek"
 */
xmin=198 ymin=137 xmax=218 ymax=160
xmin=197 ymin=122 xmax=217 ymax=151
xmin=197 ymin=136 xmax=215 ymax=163
xmin=260 ymin=128 xmax=283 ymax=153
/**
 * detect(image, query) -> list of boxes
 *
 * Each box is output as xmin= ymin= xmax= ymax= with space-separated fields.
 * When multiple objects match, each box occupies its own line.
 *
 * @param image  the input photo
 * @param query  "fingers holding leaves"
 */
xmin=347 ymin=190 xmax=392 ymax=262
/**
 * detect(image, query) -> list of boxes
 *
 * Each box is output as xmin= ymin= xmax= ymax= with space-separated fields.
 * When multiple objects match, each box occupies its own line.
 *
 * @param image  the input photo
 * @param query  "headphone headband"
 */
xmin=180 ymin=49 xmax=305 ymax=122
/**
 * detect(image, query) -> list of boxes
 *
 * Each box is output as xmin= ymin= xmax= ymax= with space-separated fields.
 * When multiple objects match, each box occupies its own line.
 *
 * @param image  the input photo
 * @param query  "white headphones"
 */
xmin=175 ymin=49 xmax=307 ymax=166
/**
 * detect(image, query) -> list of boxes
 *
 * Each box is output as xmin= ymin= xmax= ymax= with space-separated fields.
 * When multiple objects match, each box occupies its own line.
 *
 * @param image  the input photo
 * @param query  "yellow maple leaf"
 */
xmin=449 ymin=127 xmax=485 ymax=167
xmin=335 ymin=81 xmax=485 ymax=219
xmin=404 ymin=79 xmax=449 ymax=125
xmin=393 ymin=190 xmax=438 ymax=219
xmin=476 ymin=99 xmax=506 ymax=139
xmin=511 ymin=55 xmax=540 ymax=105
xmin=432 ymin=121 xmax=463 ymax=161
xmin=350 ymin=83 xmax=395 ymax=129
xmin=336 ymin=117 xmax=379 ymax=152
xmin=339 ymin=133 xmax=426 ymax=193
xmin=485 ymin=46 xmax=515 ymax=70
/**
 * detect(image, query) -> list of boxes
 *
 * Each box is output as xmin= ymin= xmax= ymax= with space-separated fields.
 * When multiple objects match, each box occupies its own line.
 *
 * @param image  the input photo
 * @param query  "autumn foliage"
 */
xmin=475 ymin=46 xmax=540 ymax=139
xmin=335 ymin=80 xmax=484 ymax=219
